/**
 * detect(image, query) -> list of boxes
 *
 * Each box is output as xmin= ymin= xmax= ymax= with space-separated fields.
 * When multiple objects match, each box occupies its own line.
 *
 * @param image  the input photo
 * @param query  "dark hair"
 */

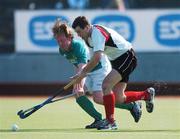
xmin=72 ymin=16 xmax=90 ymax=29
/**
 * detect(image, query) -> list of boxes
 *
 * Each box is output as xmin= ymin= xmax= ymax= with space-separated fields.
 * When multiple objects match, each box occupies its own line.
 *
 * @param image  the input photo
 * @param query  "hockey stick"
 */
xmin=17 ymin=79 xmax=76 ymax=119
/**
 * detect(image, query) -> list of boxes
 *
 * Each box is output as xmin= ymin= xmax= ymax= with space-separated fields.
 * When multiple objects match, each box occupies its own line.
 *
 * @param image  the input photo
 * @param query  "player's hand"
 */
xmin=73 ymin=76 xmax=85 ymax=97
xmin=73 ymin=83 xmax=84 ymax=97
xmin=70 ymin=72 xmax=86 ymax=84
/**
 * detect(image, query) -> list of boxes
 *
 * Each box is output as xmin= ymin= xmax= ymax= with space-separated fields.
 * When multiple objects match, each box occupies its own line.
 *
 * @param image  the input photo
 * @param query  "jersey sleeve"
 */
xmin=91 ymin=28 xmax=106 ymax=52
xmin=73 ymin=40 xmax=88 ymax=65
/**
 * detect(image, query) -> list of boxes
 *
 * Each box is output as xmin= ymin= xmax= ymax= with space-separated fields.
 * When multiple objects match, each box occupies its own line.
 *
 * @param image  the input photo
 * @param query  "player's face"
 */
xmin=56 ymin=34 xmax=71 ymax=51
xmin=74 ymin=26 xmax=89 ymax=41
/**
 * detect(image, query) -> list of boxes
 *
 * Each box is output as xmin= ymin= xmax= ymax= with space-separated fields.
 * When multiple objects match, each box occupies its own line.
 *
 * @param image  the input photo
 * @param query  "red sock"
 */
xmin=124 ymin=91 xmax=149 ymax=103
xmin=103 ymin=93 xmax=115 ymax=123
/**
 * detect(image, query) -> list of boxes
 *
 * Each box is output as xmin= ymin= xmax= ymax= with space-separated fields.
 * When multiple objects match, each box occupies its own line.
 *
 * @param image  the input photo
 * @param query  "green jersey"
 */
xmin=59 ymin=39 xmax=102 ymax=71
xmin=59 ymin=39 xmax=87 ymax=67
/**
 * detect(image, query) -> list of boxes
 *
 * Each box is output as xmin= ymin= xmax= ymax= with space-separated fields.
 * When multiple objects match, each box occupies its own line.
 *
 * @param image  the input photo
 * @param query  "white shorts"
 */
xmin=85 ymin=66 xmax=111 ymax=93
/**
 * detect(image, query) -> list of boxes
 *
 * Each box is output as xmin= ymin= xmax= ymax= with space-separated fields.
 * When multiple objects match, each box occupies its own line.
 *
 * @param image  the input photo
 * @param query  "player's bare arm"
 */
xmin=73 ymin=63 xmax=86 ymax=96
xmin=82 ymin=51 xmax=102 ymax=74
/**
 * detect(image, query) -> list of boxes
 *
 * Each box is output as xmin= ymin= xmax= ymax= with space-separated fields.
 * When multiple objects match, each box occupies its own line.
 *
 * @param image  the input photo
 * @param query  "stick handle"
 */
xmin=63 ymin=79 xmax=77 ymax=90
xmin=51 ymin=93 xmax=75 ymax=103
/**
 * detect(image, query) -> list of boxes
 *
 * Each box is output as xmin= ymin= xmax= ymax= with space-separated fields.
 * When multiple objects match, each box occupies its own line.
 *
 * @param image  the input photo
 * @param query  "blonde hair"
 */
xmin=52 ymin=19 xmax=73 ymax=39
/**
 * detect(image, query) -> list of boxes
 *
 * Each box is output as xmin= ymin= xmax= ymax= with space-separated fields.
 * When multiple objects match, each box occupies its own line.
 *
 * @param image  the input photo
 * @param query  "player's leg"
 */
xmin=97 ymin=49 xmax=140 ymax=130
xmin=76 ymin=76 xmax=103 ymax=129
xmin=90 ymin=70 xmax=131 ymax=113
xmin=91 ymin=68 xmax=138 ymax=111
xmin=121 ymin=84 xmax=155 ymax=113
xmin=97 ymin=69 xmax=121 ymax=130
xmin=75 ymin=93 xmax=103 ymax=128
xmin=113 ymin=82 xmax=142 ymax=123
xmin=114 ymin=85 xmax=155 ymax=113
xmin=119 ymin=88 xmax=155 ymax=113
xmin=111 ymin=49 xmax=155 ymax=113
xmin=92 ymin=81 xmax=142 ymax=123
xmin=98 ymin=69 xmax=141 ymax=130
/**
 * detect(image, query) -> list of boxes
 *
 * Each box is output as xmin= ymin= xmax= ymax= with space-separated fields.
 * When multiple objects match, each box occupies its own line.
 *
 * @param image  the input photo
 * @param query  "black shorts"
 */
xmin=111 ymin=49 xmax=137 ymax=83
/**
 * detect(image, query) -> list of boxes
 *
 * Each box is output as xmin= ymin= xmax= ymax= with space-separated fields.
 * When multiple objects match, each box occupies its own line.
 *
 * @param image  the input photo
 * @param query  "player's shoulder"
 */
xmin=72 ymin=39 xmax=86 ymax=50
xmin=72 ymin=39 xmax=84 ymax=47
xmin=92 ymin=24 xmax=108 ymax=36
xmin=93 ymin=24 xmax=108 ymax=30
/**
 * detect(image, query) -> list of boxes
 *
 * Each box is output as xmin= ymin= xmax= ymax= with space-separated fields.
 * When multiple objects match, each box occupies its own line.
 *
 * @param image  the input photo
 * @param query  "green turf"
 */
xmin=0 ymin=97 xmax=179 ymax=139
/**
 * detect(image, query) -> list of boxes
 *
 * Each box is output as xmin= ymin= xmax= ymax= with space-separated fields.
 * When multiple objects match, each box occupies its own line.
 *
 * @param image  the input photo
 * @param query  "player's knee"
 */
xmin=102 ymin=83 xmax=111 ymax=95
xmin=115 ymin=96 xmax=125 ymax=103
xmin=93 ymin=97 xmax=103 ymax=105
xmin=92 ymin=91 xmax=103 ymax=105
xmin=114 ymin=89 xmax=126 ymax=103
xmin=75 ymin=91 xmax=84 ymax=98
